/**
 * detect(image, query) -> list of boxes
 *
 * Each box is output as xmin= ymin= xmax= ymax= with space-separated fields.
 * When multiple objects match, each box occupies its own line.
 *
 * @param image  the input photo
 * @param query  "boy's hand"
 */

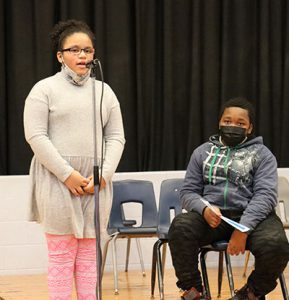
xmin=227 ymin=229 xmax=248 ymax=255
xmin=203 ymin=206 xmax=222 ymax=228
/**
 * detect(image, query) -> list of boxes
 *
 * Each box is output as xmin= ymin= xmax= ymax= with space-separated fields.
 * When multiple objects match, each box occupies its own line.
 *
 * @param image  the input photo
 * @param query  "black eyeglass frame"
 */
xmin=61 ymin=47 xmax=95 ymax=55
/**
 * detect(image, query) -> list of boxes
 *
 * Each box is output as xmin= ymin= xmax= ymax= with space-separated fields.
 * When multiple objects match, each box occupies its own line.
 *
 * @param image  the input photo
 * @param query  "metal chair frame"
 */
xmin=200 ymin=242 xmax=235 ymax=299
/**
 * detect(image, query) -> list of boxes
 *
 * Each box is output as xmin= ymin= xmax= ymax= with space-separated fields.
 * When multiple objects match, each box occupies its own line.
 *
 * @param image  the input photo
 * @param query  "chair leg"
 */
xmin=161 ymin=243 xmax=167 ymax=276
xmin=156 ymin=240 xmax=165 ymax=300
xmin=111 ymin=234 xmax=119 ymax=295
xmin=217 ymin=251 xmax=224 ymax=297
xmin=101 ymin=238 xmax=111 ymax=278
xmin=200 ymin=249 xmax=211 ymax=300
xmin=125 ymin=237 xmax=131 ymax=272
xmin=136 ymin=238 xmax=146 ymax=276
xmin=224 ymin=252 xmax=235 ymax=297
xmin=243 ymin=250 xmax=250 ymax=277
xmin=279 ymin=272 xmax=289 ymax=300
xmin=151 ymin=240 xmax=158 ymax=297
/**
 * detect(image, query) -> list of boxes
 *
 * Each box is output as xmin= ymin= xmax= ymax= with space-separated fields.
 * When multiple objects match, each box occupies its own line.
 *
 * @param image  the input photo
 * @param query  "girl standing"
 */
xmin=24 ymin=19 xmax=125 ymax=299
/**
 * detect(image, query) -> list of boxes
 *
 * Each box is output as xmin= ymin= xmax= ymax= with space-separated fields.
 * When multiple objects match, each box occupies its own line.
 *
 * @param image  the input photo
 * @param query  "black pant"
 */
xmin=168 ymin=211 xmax=289 ymax=296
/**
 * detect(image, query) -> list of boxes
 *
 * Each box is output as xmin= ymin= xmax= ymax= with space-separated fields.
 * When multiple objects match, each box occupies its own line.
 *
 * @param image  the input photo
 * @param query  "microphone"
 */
xmin=86 ymin=59 xmax=100 ymax=68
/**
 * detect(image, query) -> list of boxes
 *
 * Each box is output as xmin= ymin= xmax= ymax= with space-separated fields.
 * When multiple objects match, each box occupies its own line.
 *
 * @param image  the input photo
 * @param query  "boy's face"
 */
xmin=219 ymin=106 xmax=253 ymax=136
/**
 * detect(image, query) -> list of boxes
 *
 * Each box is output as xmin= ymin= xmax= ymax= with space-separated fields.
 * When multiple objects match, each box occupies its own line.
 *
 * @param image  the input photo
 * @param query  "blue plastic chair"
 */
xmin=150 ymin=178 xmax=235 ymax=299
xmin=102 ymin=179 xmax=158 ymax=294
xmin=151 ymin=178 xmax=184 ymax=299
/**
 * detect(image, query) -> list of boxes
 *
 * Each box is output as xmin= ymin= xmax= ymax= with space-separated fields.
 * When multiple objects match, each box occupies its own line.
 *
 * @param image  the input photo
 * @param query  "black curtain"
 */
xmin=1 ymin=0 xmax=289 ymax=175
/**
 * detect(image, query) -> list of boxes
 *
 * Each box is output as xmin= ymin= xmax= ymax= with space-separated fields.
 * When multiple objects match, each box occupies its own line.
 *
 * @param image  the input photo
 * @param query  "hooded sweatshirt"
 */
xmin=180 ymin=134 xmax=278 ymax=231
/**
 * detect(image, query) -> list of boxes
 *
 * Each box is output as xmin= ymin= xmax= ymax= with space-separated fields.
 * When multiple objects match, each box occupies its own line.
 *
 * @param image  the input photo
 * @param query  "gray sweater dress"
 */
xmin=23 ymin=69 xmax=125 ymax=243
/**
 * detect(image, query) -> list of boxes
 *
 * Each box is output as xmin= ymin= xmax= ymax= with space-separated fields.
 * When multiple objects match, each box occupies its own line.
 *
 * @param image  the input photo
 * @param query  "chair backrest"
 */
xmin=277 ymin=176 xmax=289 ymax=227
xmin=158 ymin=178 xmax=184 ymax=232
xmin=109 ymin=179 xmax=158 ymax=229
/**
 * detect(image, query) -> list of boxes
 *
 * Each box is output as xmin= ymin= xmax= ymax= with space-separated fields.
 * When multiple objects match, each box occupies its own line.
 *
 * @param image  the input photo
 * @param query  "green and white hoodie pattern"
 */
xmin=180 ymin=135 xmax=278 ymax=231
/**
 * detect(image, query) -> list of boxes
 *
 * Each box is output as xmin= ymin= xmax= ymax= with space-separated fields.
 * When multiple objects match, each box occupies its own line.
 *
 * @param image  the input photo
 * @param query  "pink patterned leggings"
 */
xmin=46 ymin=233 xmax=97 ymax=300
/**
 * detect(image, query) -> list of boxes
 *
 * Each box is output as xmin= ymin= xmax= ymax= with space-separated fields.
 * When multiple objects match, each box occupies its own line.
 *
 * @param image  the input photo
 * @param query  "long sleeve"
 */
xmin=180 ymin=146 xmax=207 ymax=215
xmin=100 ymin=89 xmax=125 ymax=183
xmin=23 ymin=83 xmax=73 ymax=182
xmin=239 ymin=148 xmax=278 ymax=230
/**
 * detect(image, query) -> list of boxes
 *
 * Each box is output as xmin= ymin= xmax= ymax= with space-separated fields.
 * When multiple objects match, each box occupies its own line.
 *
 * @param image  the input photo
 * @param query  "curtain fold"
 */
xmin=0 ymin=0 xmax=8 ymax=173
xmin=1 ymin=0 xmax=289 ymax=174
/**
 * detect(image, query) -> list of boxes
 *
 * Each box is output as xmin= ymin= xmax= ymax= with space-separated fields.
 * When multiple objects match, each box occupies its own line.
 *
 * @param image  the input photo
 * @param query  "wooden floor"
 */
xmin=0 ymin=266 xmax=288 ymax=299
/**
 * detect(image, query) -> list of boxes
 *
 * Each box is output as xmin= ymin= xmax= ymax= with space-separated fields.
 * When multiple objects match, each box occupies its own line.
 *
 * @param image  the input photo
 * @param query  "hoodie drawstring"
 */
xmin=223 ymin=147 xmax=231 ymax=208
xmin=208 ymin=147 xmax=221 ymax=185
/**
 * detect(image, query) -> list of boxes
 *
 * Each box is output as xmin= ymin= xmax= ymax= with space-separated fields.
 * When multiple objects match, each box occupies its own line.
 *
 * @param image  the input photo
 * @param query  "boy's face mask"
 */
xmin=219 ymin=126 xmax=247 ymax=147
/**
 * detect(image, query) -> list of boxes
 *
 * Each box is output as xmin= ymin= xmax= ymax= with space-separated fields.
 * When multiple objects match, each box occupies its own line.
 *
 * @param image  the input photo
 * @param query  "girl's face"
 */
xmin=219 ymin=106 xmax=253 ymax=135
xmin=57 ymin=32 xmax=94 ymax=75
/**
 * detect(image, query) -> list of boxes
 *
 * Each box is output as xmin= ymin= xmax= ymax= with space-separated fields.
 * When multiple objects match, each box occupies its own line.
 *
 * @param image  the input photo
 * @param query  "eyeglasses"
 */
xmin=61 ymin=47 xmax=95 ymax=55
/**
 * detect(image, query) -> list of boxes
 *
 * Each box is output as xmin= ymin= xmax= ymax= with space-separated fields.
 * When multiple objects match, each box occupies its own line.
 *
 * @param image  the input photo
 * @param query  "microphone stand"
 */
xmin=90 ymin=59 xmax=104 ymax=300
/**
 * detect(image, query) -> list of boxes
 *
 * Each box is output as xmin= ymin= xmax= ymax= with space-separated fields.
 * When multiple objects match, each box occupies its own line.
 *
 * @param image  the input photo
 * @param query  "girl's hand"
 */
xmin=99 ymin=177 xmax=106 ymax=190
xmin=203 ymin=206 xmax=222 ymax=228
xmin=83 ymin=175 xmax=94 ymax=194
xmin=64 ymin=170 xmax=89 ymax=196
xmin=83 ymin=176 xmax=107 ymax=194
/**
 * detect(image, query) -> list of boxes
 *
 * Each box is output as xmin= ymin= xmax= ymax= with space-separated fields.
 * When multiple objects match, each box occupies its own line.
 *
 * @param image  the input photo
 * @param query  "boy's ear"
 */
xmin=248 ymin=124 xmax=253 ymax=134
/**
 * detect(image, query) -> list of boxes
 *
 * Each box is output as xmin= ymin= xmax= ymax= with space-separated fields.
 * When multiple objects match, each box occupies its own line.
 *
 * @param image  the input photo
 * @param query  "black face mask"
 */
xmin=219 ymin=126 xmax=247 ymax=147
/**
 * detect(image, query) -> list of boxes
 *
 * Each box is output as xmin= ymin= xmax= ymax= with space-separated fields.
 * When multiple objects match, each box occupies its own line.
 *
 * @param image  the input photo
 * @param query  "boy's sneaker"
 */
xmin=181 ymin=287 xmax=209 ymax=300
xmin=227 ymin=284 xmax=265 ymax=300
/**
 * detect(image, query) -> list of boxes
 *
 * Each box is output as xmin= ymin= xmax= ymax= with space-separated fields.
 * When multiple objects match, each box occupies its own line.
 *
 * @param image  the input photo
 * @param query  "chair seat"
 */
xmin=108 ymin=227 xmax=157 ymax=235
xmin=119 ymin=227 xmax=157 ymax=234
xmin=206 ymin=240 xmax=229 ymax=251
xmin=123 ymin=220 xmax=137 ymax=226
xmin=157 ymin=232 xmax=169 ymax=240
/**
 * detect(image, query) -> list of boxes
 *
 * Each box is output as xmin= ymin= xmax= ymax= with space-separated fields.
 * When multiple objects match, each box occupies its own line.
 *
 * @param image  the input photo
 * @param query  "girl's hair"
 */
xmin=219 ymin=96 xmax=255 ymax=127
xmin=50 ymin=19 xmax=95 ymax=51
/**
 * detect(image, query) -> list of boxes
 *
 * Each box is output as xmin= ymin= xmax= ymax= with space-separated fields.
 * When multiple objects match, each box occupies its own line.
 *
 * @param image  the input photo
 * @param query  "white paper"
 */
xmin=201 ymin=199 xmax=250 ymax=233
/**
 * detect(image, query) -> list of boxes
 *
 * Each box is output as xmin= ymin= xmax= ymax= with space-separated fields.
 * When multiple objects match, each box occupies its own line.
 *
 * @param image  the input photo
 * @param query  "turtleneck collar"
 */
xmin=61 ymin=63 xmax=91 ymax=86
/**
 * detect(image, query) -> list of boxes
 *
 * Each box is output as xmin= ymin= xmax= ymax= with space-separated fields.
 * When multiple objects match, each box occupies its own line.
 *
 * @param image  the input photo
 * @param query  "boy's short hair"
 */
xmin=219 ymin=97 xmax=255 ymax=128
